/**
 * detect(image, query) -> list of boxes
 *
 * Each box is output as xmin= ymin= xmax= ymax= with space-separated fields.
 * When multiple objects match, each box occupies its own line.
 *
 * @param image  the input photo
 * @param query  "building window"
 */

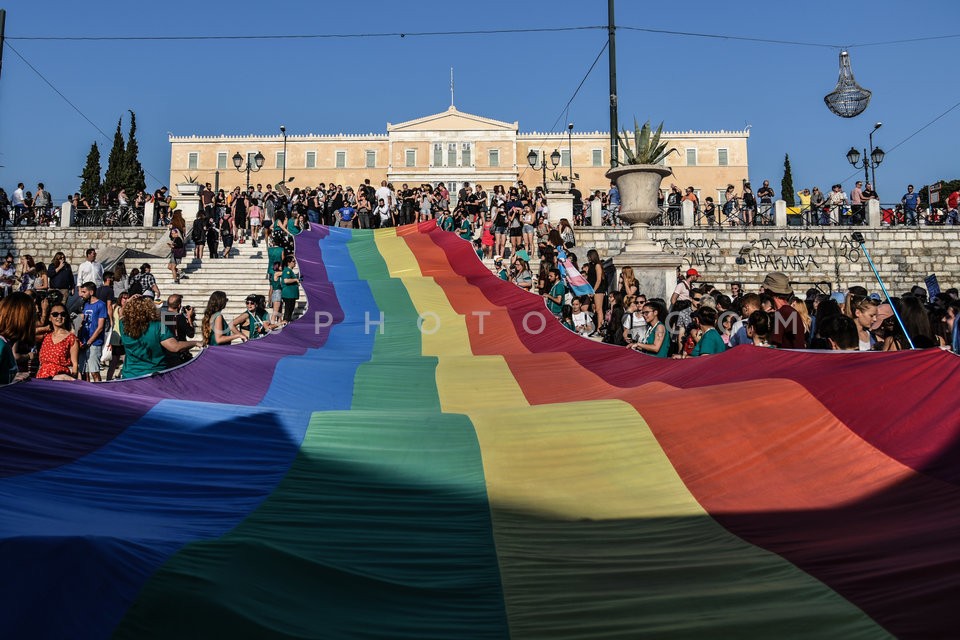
xmin=406 ymin=149 xmax=416 ymax=167
xmin=592 ymin=149 xmax=603 ymax=167
xmin=686 ymin=148 xmax=697 ymax=166
xmin=718 ymin=190 xmax=728 ymax=205
xmin=461 ymin=142 xmax=472 ymax=167
xmin=488 ymin=149 xmax=500 ymax=167
xmin=335 ymin=151 xmax=346 ymax=168
xmin=447 ymin=143 xmax=457 ymax=167
xmin=187 ymin=152 xmax=198 ymax=170
xmin=433 ymin=143 xmax=443 ymax=167
xmin=718 ymin=148 xmax=729 ymax=166
xmin=305 ymin=151 xmax=316 ymax=169
xmin=276 ymin=151 xmax=285 ymax=170
xmin=217 ymin=152 xmax=227 ymax=170
xmin=247 ymin=152 xmax=257 ymax=167
xmin=366 ymin=150 xmax=376 ymax=168
xmin=560 ymin=149 xmax=571 ymax=167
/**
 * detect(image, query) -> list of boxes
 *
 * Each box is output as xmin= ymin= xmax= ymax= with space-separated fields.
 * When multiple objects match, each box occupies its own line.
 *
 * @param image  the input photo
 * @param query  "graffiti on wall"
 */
xmin=651 ymin=233 xmax=862 ymax=272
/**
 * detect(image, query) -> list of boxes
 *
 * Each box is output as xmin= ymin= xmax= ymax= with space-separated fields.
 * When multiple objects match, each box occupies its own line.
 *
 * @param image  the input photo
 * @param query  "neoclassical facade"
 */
xmin=169 ymin=105 xmax=749 ymax=202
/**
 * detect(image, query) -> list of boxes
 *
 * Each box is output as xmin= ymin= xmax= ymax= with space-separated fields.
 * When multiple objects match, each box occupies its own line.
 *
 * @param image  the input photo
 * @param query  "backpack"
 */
xmin=191 ymin=220 xmax=206 ymax=244
xmin=127 ymin=279 xmax=143 ymax=295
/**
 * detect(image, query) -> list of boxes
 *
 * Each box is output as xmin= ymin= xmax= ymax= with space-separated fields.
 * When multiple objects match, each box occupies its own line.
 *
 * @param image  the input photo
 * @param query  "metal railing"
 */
xmin=2 ymin=206 xmax=61 ymax=227
xmin=74 ymin=206 xmax=145 ymax=227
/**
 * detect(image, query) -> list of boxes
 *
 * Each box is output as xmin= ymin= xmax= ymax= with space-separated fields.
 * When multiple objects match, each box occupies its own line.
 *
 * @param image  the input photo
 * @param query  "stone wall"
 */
xmin=0 ymin=228 xmax=170 ymax=267
xmin=574 ymin=226 xmax=960 ymax=293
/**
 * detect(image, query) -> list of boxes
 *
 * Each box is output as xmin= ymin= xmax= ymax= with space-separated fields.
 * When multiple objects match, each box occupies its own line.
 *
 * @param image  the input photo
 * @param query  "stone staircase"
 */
xmin=151 ymin=239 xmax=306 ymax=322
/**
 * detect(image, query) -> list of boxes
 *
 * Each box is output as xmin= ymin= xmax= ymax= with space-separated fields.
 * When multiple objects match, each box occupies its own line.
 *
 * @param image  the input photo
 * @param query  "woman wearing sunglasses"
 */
xmin=36 ymin=302 xmax=78 ymax=380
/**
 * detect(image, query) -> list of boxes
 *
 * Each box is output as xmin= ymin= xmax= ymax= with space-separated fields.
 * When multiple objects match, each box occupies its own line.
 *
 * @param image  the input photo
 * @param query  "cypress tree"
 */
xmin=123 ymin=110 xmax=146 ymax=195
xmin=781 ymin=154 xmax=796 ymax=207
xmin=103 ymin=117 xmax=126 ymax=195
xmin=79 ymin=142 xmax=102 ymax=204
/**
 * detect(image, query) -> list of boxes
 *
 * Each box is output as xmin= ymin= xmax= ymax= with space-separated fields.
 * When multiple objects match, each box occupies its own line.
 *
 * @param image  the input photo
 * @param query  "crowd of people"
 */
xmin=0 ymin=172 xmax=956 ymax=387
xmin=0 ymin=219 xmax=302 ymax=384
xmin=484 ymin=244 xmax=960 ymax=357
xmin=653 ymin=180 xmax=960 ymax=228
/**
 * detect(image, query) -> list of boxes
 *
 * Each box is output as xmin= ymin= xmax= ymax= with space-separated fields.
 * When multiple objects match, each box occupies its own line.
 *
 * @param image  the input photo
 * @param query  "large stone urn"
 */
xmin=605 ymin=164 xmax=673 ymax=251
xmin=605 ymin=164 xmax=680 ymax=300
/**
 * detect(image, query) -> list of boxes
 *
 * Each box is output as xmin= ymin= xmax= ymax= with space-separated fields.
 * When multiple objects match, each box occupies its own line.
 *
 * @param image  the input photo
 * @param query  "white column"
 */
xmin=867 ymin=199 xmax=881 ymax=227
xmin=681 ymin=200 xmax=694 ymax=226
xmin=590 ymin=198 xmax=602 ymax=226
xmin=142 ymin=201 xmax=154 ymax=228
xmin=60 ymin=201 xmax=73 ymax=227
xmin=774 ymin=200 xmax=787 ymax=226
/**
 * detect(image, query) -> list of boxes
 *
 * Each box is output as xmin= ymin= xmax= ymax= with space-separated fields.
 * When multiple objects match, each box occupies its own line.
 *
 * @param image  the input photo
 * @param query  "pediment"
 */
xmin=388 ymin=106 xmax=518 ymax=132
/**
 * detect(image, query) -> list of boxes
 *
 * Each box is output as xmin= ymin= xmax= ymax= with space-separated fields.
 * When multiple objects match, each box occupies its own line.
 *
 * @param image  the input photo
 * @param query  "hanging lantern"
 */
xmin=824 ymin=50 xmax=872 ymax=118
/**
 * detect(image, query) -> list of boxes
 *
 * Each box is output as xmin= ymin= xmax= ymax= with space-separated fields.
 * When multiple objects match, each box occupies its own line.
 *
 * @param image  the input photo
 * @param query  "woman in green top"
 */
xmin=280 ymin=255 xmax=301 ymax=324
xmin=631 ymin=300 xmax=670 ymax=358
xmin=0 ymin=292 xmax=35 ymax=384
xmin=688 ymin=306 xmax=727 ymax=357
xmin=287 ymin=214 xmax=301 ymax=236
xmin=231 ymin=294 xmax=276 ymax=341
xmin=458 ymin=214 xmax=474 ymax=241
xmin=202 ymin=290 xmax=246 ymax=347
xmin=118 ymin=296 xmax=197 ymax=379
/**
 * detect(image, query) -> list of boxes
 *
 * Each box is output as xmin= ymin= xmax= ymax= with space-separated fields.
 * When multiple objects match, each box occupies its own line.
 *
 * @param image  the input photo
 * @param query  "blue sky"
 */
xmin=1 ymin=0 xmax=958 ymax=204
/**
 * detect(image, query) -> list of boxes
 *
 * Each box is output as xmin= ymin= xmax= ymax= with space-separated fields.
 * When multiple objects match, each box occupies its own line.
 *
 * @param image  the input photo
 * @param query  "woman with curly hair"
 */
xmin=118 ymin=296 xmax=198 ymax=379
xmin=0 ymin=292 xmax=36 ymax=384
xmin=202 ymin=290 xmax=246 ymax=346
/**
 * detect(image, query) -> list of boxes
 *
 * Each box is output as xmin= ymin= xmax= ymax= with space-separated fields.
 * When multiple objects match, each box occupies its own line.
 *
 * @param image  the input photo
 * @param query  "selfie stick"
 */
xmin=852 ymin=232 xmax=915 ymax=349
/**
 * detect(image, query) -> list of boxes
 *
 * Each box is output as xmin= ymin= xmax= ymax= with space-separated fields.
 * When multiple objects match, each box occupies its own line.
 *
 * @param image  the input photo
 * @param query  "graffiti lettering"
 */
xmin=749 ymin=254 xmax=821 ymax=271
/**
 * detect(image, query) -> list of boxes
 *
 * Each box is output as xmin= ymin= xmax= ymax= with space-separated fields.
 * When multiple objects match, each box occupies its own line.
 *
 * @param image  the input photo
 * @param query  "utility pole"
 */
xmin=0 ymin=10 xmax=6 ymax=81
xmin=607 ymin=0 xmax=618 ymax=168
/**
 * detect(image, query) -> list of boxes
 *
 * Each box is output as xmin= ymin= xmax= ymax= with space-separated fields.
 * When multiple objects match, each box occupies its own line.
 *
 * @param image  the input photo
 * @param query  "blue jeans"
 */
xmin=307 ymin=209 xmax=320 ymax=224
xmin=905 ymin=207 xmax=918 ymax=225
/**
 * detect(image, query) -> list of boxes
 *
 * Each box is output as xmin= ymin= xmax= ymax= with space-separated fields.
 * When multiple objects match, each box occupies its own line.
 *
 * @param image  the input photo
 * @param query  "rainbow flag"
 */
xmin=1 ymin=222 xmax=959 ymax=639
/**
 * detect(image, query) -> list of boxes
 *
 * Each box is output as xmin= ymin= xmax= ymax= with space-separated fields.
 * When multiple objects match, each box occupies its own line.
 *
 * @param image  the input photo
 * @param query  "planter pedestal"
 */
xmin=612 ymin=232 xmax=680 ymax=301
xmin=606 ymin=164 xmax=681 ymax=300
xmin=545 ymin=190 xmax=574 ymax=226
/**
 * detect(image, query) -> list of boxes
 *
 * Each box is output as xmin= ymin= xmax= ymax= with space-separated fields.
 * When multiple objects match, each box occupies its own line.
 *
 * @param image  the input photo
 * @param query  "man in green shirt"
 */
xmin=543 ymin=268 xmax=566 ymax=318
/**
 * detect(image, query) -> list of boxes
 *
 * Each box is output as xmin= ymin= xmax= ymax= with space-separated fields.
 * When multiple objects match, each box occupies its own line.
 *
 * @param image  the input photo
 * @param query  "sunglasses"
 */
xmin=50 ymin=312 xmax=66 ymax=318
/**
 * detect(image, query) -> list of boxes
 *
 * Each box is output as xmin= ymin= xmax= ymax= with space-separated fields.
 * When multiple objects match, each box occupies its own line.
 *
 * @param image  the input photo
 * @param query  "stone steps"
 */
xmin=151 ymin=241 xmax=305 ymax=322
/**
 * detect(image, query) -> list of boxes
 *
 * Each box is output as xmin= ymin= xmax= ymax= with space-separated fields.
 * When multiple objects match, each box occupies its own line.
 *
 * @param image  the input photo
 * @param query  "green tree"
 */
xmin=123 ymin=110 xmax=146 ymax=195
xmin=781 ymin=154 xmax=796 ymax=207
xmin=103 ymin=117 xmax=126 ymax=196
xmin=918 ymin=179 xmax=960 ymax=209
xmin=79 ymin=142 xmax=102 ymax=204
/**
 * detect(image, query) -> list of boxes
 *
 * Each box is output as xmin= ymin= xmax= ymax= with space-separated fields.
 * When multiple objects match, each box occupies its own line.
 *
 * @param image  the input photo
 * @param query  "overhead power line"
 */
xmin=5 ymin=24 xmax=960 ymax=50
xmin=6 ymin=25 xmax=604 ymax=41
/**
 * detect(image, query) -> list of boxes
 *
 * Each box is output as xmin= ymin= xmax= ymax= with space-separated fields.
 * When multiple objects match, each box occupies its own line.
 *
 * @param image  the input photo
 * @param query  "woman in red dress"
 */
xmin=36 ymin=302 xmax=78 ymax=380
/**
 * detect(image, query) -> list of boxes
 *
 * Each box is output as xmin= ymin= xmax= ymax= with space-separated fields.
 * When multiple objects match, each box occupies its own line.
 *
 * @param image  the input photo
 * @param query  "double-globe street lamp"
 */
xmin=846 ymin=122 xmax=885 ymax=189
xmin=527 ymin=147 xmax=561 ymax=192
xmin=233 ymin=151 xmax=264 ymax=189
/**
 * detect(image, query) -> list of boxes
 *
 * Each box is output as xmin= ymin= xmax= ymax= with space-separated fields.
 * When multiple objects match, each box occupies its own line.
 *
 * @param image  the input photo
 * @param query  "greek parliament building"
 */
xmin=168 ymin=105 xmax=750 ymax=202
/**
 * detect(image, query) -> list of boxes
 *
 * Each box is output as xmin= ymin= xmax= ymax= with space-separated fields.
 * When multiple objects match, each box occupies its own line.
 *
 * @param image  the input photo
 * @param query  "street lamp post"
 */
xmin=280 ymin=125 xmax=287 ymax=184
xmin=233 ymin=151 xmax=264 ymax=189
xmin=868 ymin=121 xmax=881 ymax=187
xmin=527 ymin=148 xmax=561 ymax=192
xmin=846 ymin=122 xmax=885 ymax=189
xmin=567 ymin=123 xmax=574 ymax=183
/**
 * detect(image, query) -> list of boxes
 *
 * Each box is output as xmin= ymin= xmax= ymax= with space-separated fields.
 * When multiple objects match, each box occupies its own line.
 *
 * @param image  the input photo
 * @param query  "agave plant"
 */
xmin=616 ymin=119 xmax=678 ymax=165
